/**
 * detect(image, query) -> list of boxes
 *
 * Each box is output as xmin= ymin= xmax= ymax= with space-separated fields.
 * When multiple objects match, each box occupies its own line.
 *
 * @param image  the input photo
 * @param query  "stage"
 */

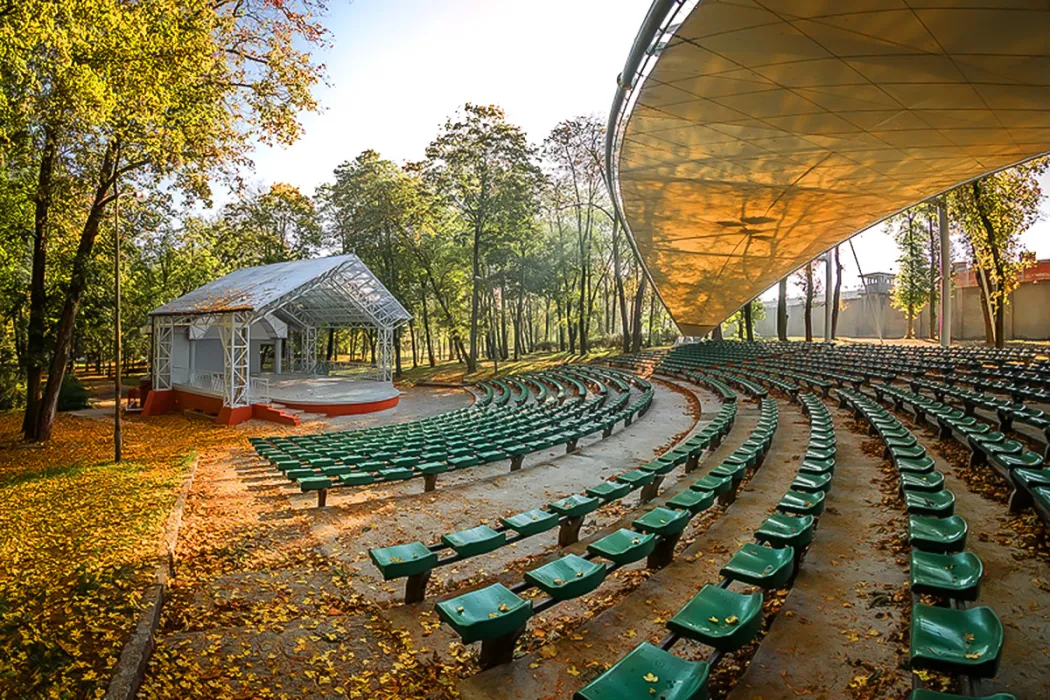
xmin=263 ymin=374 xmax=401 ymax=416
xmin=145 ymin=372 xmax=401 ymax=425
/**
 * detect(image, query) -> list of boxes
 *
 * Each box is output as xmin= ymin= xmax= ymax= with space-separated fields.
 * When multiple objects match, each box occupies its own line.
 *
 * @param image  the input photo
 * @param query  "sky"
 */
xmin=232 ymin=0 xmax=1050 ymax=301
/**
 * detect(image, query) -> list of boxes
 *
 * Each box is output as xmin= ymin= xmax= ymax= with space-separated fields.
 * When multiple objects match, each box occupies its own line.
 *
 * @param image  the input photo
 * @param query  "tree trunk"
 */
xmin=995 ymin=303 xmax=1006 ymax=349
xmin=744 ymin=303 xmax=753 ymax=342
xmin=467 ymin=220 xmax=481 ymax=373
xmin=35 ymin=143 xmax=118 ymax=442
xmin=804 ymin=262 xmax=814 ymax=343
xmin=326 ymin=328 xmax=335 ymax=361
xmin=613 ymin=222 xmax=631 ymax=352
xmin=409 ymin=319 xmax=418 ymax=369
xmin=832 ymin=247 xmax=843 ymax=339
xmin=422 ymin=289 xmax=435 ymax=367
xmin=647 ymin=288 xmax=656 ymax=346
xmin=906 ymin=303 xmax=914 ymax=339
xmin=777 ymin=278 xmax=789 ymax=341
xmin=631 ymin=275 xmax=646 ymax=353
xmin=23 ymin=133 xmax=56 ymax=440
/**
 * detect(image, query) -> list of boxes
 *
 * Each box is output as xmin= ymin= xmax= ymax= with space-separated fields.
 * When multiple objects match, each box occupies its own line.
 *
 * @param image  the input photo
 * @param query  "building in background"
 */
xmin=755 ymin=260 xmax=1050 ymax=341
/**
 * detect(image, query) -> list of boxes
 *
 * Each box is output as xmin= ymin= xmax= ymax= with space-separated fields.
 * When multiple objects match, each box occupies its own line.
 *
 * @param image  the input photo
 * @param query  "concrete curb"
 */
xmin=104 ymin=453 xmax=200 ymax=700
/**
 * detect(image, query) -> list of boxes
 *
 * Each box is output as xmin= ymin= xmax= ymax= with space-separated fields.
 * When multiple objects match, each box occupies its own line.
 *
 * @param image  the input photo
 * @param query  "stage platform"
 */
xmin=264 ymin=374 xmax=401 ymax=416
xmin=147 ymin=372 xmax=402 ymax=425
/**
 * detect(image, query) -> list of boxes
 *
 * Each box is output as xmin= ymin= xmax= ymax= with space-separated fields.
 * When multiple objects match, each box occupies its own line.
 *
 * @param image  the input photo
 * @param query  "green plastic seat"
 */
xmin=798 ymin=458 xmax=834 ymax=475
xmin=340 ymin=471 xmax=374 ymax=486
xmin=720 ymin=543 xmax=795 ymax=589
xmin=910 ymin=550 xmax=982 ymax=601
xmin=448 ymin=454 xmax=480 ymax=469
xmin=667 ymin=585 xmax=763 ymax=652
xmin=285 ymin=468 xmax=315 ymax=481
xmin=909 ymin=515 xmax=968 ymax=553
xmin=379 ymin=467 xmax=414 ymax=481
xmin=633 ymin=507 xmax=692 ymax=537
xmin=573 ymin=642 xmax=710 ymax=700
xmin=666 ymin=489 xmax=715 ymax=515
xmin=1014 ymin=468 xmax=1050 ymax=491
xmin=369 ymin=541 xmax=437 ymax=580
xmin=896 ymin=455 xmax=936 ymax=474
xmin=691 ymin=473 xmax=732 ymax=495
xmin=616 ymin=469 xmax=655 ymax=489
xmin=587 ymin=480 xmax=632 ymax=502
xmin=777 ymin=490 xmax=826 ymax=516
xmin=587 ymin=529 xmax=657 ymax=565
xmin=442 ymin=525 xmax=506 ymax=557
xmin=641 ymin=459 xmax=678 ymax=475
xmin=435 ymin=583 xmax=533 ymax=644
xmin=904 ymin=489 xmax=955 ymax=517
xmin=790 ymin=472 xmax=832 ymax=493
xmin=548 ymin=494 xmax=601 ymax=518
xmin=908 ymin=691 xmax=1016 ymax=700
xmin=995 ymin=450 xmax=1045 ymax=470
xmin=754 ymin=513 xmax=815 ymax=550
xmin=910 ymin=604 xmax=1004 ymax=678
xmin=524 ymin=554 xmax=606 ymax=601
xmin=298 ymin=476 xmax=332 ymax=492
xmin=900 ymin=471 xmax=945 ymax=492
xmin=418 ymin=461 xmax=449 ymax=476
xmin=711 ymin=461 xmax=747 ymax=481
xmin=500 ymin=509 xmax=559 ymax=537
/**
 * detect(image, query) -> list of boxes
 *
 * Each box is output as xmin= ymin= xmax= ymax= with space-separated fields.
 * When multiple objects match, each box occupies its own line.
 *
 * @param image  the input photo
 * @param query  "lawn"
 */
xmin=0 ymin=411 xmax=282 ymax=698
xmin=393 ymin=347 xmax=627 ymax=387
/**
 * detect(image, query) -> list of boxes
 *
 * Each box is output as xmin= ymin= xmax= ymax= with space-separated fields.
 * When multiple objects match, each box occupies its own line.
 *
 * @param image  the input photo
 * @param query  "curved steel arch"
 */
xmin=608 ymin=0 xmax=1050 ymax=337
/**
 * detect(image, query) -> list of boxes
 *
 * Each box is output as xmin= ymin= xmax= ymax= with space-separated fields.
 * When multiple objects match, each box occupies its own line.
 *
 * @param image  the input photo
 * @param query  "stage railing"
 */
xmin=248 ymin=376 xmax=270 ymax=404
xmin=186 ymin=369 xmax=224 ymax=395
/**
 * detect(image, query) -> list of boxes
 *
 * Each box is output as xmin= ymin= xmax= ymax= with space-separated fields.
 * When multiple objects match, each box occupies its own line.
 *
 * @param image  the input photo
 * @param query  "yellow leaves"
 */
xmin=725 ymin=616 xmax=739 ymax=625
xmin=643 ymin=672 xmax=659 ymax=682
xmin=567 ymin=664 xmax=580 ymax=676
xmin=965 ymin=652 xmax=983 ymax=659
xmin=539 ymin=644 xmax=558 ymax=659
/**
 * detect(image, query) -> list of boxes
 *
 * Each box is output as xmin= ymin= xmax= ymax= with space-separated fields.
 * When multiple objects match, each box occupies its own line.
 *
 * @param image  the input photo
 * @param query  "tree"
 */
xmin=795 ymin=261 xmax=822 ymax=342
xmin=888 ymin=209 xmax=932 ymax=339
xmin=831 ymin=246 xmax=843 ymax=339
xmin=777 ymin=278 xmax=789 ymax=341
xmin=424 ymin=104 xmax=540 ymax=373
xmin=224 ymin=184 xmax=322 ymax=264
xmin=544 ymin=116 xmax=607 ymax=355
xmin=948 ymin=158 xmax=1047 ymax=347
xmin=4 ymin=0 xmax=327 ymax=441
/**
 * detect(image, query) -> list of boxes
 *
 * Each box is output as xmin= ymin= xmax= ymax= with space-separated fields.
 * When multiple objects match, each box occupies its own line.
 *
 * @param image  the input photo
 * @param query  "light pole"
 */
xmin=113 ymin=177 xmax=145 ymax=463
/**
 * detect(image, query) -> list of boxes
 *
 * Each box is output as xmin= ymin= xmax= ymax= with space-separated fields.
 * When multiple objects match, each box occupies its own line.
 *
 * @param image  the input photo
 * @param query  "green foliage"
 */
xmin=56 ymin=373 xmax=89 ymax=412
xmin=948 ymin=158 xmax=1047 ymax=345
xmin=887 ymin=207 xmax=932 ymax=337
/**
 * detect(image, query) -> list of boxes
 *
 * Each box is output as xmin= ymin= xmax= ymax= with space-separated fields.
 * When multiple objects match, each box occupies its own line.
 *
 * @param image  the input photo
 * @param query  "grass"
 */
xmin=392 ymin=347 xmax=625 ymax=387
xmin=0 ymin=411 xmax=294 ymax=698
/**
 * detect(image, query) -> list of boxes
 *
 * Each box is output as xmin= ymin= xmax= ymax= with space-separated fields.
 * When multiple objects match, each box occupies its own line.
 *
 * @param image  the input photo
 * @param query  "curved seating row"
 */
xmin=576 ymin=393 xmax=833 ymax=699
xmin=431 ymin=399 xmax=779 ymax=669
xmin=368 ymin=398 xmax=740 ymax=604
xmin=837 ymin=388 xmax=1011 ymax=698
xmin=870 ymin=381 xmax=1049 ymax=530
xmin=249 ymin=366 xmax=654 ymax=505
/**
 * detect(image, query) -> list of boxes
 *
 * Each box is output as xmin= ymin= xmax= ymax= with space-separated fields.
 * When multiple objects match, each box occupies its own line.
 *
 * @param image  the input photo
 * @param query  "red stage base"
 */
xmin=141 ymin=386 xmax=400 ymax=426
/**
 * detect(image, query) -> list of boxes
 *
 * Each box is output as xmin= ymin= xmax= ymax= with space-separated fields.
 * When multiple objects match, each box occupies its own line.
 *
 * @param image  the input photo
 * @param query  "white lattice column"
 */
xmin=303 ymin=326 xmax=317 ymax=374
xmin=218 ymin=312 xmax=252 ymax=407
xmin=153 ymin=316 xmax=174 ymax=390
xmin=376 ymin=326 xmax=394 ymax=382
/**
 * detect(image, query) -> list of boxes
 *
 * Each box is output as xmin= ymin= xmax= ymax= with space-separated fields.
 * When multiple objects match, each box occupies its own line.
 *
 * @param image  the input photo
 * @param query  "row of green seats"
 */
xmin=251 ymin=367 xmax=654 ymax=504
xmin=431 ymin=398 xmax=778 ymax=669
xmin=369 ymin=399 xmax=740 ymax=604
xmin=576 ymin=392 xmax=831 ymax=699
xmin=906 ymin=376 xmax=1050 ymax=460
xmin=837 ymin=388 xmax=1009 ymax=696
xmin=870 ymin=381 xmax=1050 ymax=533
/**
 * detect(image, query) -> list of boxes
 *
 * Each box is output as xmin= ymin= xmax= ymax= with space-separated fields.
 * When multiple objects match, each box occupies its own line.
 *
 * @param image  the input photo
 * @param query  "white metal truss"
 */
xmin=302 ymin=326 xmax=317 ymax=375
xmin=153 ymin=316 xmax=174 ymax=390
xmin=376 ymin=326 xmax=394 ymax=382
xmin=217 ymin=312 xmax=252 ymax=407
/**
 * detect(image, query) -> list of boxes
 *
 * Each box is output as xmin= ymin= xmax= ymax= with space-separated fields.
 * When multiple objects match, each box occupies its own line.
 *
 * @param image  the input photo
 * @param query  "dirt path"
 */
xmin=729 ymin=399 xmax=912 ymax=699
xmin=457 ymin=394 xmax=809 ymax=699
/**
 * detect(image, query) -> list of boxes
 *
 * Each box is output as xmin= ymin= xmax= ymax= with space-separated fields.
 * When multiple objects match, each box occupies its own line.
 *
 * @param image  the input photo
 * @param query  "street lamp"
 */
xmin=113 ymin=178 xmax=146 ymax=463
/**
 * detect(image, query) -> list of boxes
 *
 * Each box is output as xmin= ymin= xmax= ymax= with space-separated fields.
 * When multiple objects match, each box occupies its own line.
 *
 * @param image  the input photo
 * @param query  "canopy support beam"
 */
xmin=939 ymin=198 xmax=952 ymax=347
